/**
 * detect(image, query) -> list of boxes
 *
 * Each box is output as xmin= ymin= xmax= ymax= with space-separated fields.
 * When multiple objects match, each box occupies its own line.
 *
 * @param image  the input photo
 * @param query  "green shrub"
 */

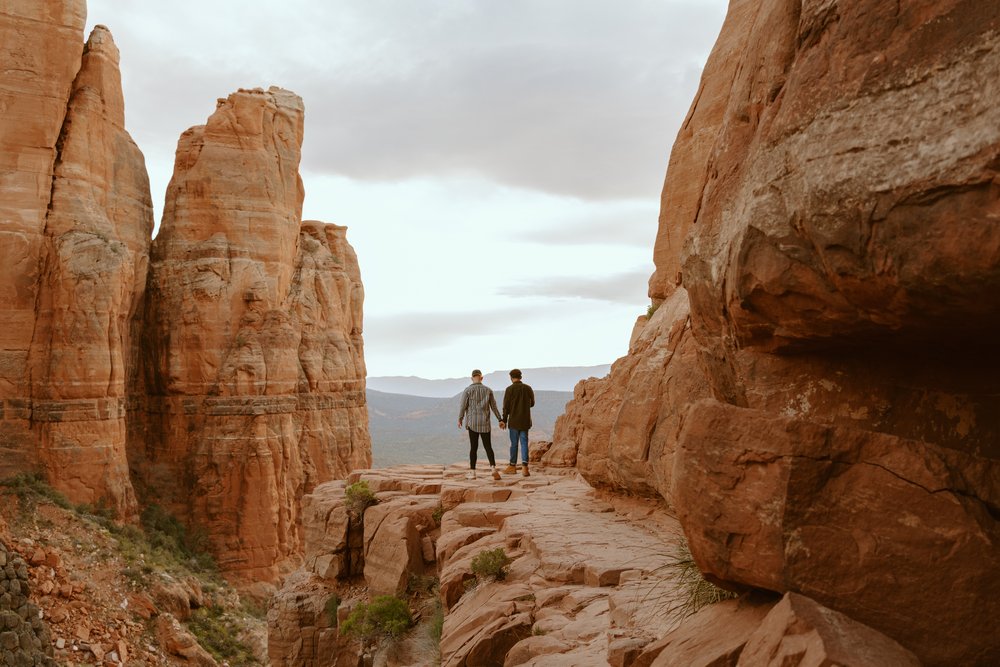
xmin=471 ymin=547 xmax=512 ymax=582
xmin=428 ymin=599 xmax=444 ymax=643
xmin=325 ymin=593 xmax=341 ymax=627
xmin=431 ymin=504 xmax=445 ymax=526
xmin=186 ymin=605 xmax=260 ymax=664
xmin=138 ymin=504 xmax=218 ymax=575
xmin=407 ymin=573 xmax=438 ymax=596
xmin=344 ymin=480 xmax=378 ymax=518
xmin=341 ymin=595 xmax=413 ymax=649
xmin=646 ymin=303 xmax=659 ymax=318
xmin=0 ymin=473 xmax=72 ymax=510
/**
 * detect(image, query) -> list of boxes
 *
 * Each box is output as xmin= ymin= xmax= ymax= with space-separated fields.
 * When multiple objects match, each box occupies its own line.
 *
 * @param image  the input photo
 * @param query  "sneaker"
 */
xmin=503 ymin=464 xmax=517 ymax=475
xmin=522 ymin=464 xmax=530 ymax=477
xmin=465 ymin=470 xmax=477 ymax=480
xmin=491 ymin=468 xmax=502 ymax=481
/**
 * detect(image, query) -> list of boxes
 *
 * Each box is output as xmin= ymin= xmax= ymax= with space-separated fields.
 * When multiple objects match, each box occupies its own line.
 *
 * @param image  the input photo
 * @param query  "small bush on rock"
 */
xmin=186 ymin=605 xmax=261 ymax=664
xmin=471 ymin=547 xmax=512 ymax=582
xmin=658 ymin=539 xmax=738 ymax=622
xmin=344 ymin=481 xmax=377 ymax=518
xmin=341 ymin=595 xmax=413 ymax=649
xmin=431 ymin=504 xmax=445 ymax=526
xmin=0 ymin=473 xmax=72 ymax=511
xmin=325 ymin=593 xmax=341 ymax=627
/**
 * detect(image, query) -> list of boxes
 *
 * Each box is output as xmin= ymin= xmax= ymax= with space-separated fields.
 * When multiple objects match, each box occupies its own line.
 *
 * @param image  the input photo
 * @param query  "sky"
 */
xmin=84 ymin=0 xmax=728 ymax=379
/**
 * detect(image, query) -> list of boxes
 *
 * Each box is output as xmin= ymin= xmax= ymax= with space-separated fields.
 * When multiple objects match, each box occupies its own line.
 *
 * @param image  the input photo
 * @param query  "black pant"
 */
xmin=468 ymin=429 xmax=496 ymax=468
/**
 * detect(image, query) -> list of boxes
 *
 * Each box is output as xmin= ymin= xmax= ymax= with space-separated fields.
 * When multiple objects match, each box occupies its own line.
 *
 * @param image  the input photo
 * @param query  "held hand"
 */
xmin=499 ymin=421 xmax=506 ymax=430
xmin=457 ymin=420 xmax=462 ymax=429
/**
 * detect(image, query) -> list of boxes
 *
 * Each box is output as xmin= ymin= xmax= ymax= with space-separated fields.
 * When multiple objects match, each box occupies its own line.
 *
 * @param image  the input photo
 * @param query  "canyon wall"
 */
xmin=0 ymin=1 xmax=370 ymax=585
xmin=140 ymin=87 xmax=371 ymax=582
xmin=0 ymin=3 xmax=147 ymax=519
xmin=552 ymin=0 xmax=1000 ymax=664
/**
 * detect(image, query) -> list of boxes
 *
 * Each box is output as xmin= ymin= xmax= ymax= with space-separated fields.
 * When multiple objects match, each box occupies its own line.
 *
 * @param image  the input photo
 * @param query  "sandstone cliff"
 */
xmin=0 ymin=0 xmax=87 ymax=473
xmin=1 ymin=3 xmax=148 ymax=519
xmin=0 ymin=2 xmax=370 ymax=587
xmin=139 ymin=87 xmax=371 ymax=584
xmin=552 ymin=1 xmax=1000 ymax=664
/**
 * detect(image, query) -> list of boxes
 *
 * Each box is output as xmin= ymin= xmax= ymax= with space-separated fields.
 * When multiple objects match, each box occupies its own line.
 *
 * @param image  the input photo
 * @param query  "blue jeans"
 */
xmin=508 ymin=428 xmax=529 ymax=465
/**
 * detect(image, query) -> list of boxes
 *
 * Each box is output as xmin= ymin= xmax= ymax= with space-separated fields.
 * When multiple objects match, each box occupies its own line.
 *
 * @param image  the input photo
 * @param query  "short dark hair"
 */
xmin=509 ymin=369 xmax=522 ymax=379
xmin=471 ymin=369 xmax=482 ymax=378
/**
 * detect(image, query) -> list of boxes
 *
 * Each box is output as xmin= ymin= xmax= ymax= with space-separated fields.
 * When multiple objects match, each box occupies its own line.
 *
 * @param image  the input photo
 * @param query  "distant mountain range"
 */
xmin=367 ymin=388 xmax=574 ymax=468
xmin=367 ymin=364 xmax=611 ymax=398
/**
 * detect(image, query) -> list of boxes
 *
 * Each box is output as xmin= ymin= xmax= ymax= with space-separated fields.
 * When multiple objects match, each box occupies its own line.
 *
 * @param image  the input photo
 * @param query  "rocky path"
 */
xmin=432 ymin=465 xmax=685 ymax=666
xmin=272 ymin=462 xmax=700 ymax=666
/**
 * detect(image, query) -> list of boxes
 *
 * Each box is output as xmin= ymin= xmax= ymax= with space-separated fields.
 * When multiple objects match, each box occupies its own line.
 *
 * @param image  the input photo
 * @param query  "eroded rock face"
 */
xmin=140 ymin=87 xmax=370 ymax=583
xmin=554 ymin=1 xmax=999 ymax=664
xmin=674 ymin=400 xmax=1000 ymax=666
xmin=0 ymin=6 xmax=149 ymax=518
xmin=736 ymin=593 xmax=920 ymax=667
xmin=680 ymin=0 xmax=1000 ymax=457
xmin=667 ymin=3 xmax=1000 ymax=664
xmin=547 ymin=288 xmax=710 ymax=498
xmin=0 ymin=4 xmax=87 ymax=449
xmin=29 ymin=24 xmax=152 ymax=519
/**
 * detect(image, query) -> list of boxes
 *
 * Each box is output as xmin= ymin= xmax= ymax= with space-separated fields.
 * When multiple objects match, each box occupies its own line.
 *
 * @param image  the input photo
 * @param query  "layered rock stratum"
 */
xmin=551 ymin=0 xmax=1000 ymax=665
xmin=140 ymin=87 xmax=370 ymax=583
xmin=0 ymin=1 xmax=369 ymax=586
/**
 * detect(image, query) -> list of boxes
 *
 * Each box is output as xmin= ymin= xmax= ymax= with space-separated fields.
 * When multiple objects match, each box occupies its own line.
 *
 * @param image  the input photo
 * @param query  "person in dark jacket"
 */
xmin=501 ymin=368 xmax=535 ymax=476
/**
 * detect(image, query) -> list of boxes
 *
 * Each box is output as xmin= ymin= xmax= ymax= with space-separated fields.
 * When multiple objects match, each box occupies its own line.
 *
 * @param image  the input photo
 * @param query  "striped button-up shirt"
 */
xmin=458 ymin=382 xmax=501 ymax=433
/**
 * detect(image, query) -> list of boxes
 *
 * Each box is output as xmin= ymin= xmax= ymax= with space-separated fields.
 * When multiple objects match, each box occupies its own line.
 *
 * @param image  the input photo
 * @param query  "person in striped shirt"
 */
xmin=457 ymin=369 xmax=503 ymax=480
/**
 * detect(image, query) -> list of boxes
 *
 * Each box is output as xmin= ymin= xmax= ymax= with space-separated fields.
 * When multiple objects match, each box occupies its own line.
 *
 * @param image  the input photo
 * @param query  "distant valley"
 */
xmin=367 ymin=364 xmax=610 ymax=398
xmin=367 ymin=387 xmax=575 ymax=467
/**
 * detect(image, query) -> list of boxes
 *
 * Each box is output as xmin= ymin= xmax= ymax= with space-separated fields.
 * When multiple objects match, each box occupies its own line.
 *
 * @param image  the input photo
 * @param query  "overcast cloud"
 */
xmin=523 ymin=206 xmax=660 ymax=247
xmin=500 ymin=269 xmax=650 ymax=304
xmin=93 ymin=0 xmax=724 ymax=201
xmin=85 ymin=0 xmax=727 ymax=378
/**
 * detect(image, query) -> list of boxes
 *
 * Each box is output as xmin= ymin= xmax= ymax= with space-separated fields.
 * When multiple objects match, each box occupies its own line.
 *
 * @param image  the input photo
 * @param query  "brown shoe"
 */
xmin=503 ymin=465 xmax=517 ymax=475
xmin=492 ymin=467 xmax=502 ymax=481
xmin=522 ymin=464 xmax=530 ymax=477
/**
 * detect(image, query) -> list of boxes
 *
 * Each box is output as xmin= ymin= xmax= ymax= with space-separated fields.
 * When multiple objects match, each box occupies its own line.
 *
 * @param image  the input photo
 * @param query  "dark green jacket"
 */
xmin=502 ymin=381 xmax=534 ymax=430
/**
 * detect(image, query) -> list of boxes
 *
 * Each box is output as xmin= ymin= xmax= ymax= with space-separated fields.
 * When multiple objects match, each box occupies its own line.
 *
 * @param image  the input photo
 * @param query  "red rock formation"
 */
xmin=547 ymin=288 xmax=710 ymax=499
xmin=1 ymin=4 xmax=149 ymax=518
xmin=271 ymin=465 xmax=689 ymax=667
xmin=680 ymin=0 xmax=1000 ymax=455
xmin=553 ymin=0 xmax=1000 ymax=664
xmin=273 ymin=465 xmax=921 ymax=666
xmin=736 ymin=593 xmax=920 ymax=667
xmin=1 ymin=3 xmax=370 ymax=585
xmin=0 ymin=1 xmax=88 ymax=476
xmin=670 ymin=2 xmax=1000 ymax=663
xmin=29 ymin=24 xmax=152 ymax=519
xmin=675 ymin=400 xmax=999 ymax=665
xmin=140 ymin=87 xmax=370 ymax=583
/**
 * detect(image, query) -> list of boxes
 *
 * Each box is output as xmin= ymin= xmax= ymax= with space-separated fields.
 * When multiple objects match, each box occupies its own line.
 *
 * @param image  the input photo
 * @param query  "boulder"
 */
xmin=154 ymin=613 xmax=216 ymax=666
xmin=737 ymin=593 xmax=920 ymax=667
xmin=673 ymin=400 xmax=1000 ymax=666
xmin=362 ymin=496 xmax=438 ymax=597
xmin=637 ymin=596 xmax=773 ymax=667
xmin=266 ymin=570 xmax=345 ymax=667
